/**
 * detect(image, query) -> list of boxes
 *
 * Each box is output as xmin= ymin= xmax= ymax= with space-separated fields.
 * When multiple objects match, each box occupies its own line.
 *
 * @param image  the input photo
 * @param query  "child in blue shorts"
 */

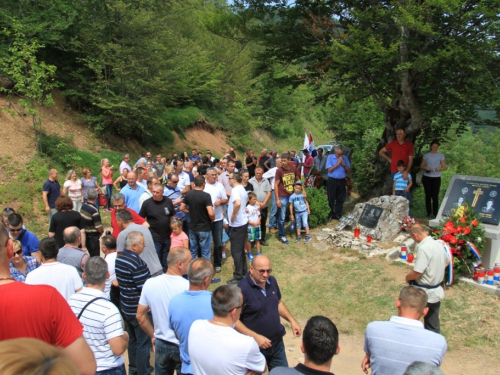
xmin=289 ymin=181 xmax=312 ymax=243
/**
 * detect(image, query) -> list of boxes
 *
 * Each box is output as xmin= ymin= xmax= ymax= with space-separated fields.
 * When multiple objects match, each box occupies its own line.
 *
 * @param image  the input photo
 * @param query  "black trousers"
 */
xmin=327 ymin=178 xmax=346 ymax=219
xmin=422 ymin=176 xmax=441 ymax=216
xmin=86 ymin=234 xmax=101 ymax=257
xmin=424 ymin=301 xmax=441 ymax=333
xmin=260 ymin=206 xmax=268 ymax=241
xmin=230 ymin=224 xmax=248 ymax=280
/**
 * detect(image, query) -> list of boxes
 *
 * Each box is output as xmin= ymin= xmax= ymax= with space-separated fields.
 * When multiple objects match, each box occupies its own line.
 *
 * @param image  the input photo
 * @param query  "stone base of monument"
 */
xmin=458 ymin=276 xmax=500 ymax=296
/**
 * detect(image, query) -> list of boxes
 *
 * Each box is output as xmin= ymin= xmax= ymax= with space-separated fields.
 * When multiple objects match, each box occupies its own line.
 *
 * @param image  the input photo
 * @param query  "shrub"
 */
xmin=306 ymin=187 xmax=329 ymax=228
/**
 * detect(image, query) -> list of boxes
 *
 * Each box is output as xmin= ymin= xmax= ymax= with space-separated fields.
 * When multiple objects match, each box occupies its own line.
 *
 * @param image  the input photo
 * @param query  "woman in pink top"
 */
xmin=63 ymin=170 xmax=84 ymax=212
xmin=101 ymin=159 xmax=114 ymax=212
xmin=170 ymin=219 xmax=188 ymax=248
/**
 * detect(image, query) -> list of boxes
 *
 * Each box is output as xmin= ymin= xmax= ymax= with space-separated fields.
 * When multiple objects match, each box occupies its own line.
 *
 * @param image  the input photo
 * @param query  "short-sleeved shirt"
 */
xmin=270 ymin=363 xmax=334 ymax=375
xmin=64 ymin=179 xmax=83 ymax=200
xmin=110 ymin=208 xmax=145 ymax=239
xmin=364 ymin=316 xmax=447 ymax=375
xmin=384 ymin=140 xmax=414 ymax=173
xmin=139 ymin=274 xmax=189 ymax=343
xmin=289 ymin=193 xmax=308 ymax=213
xmin=249 ymin=177 xmax=271 ymax=207
xmin=139 ymin=197 xmax=175 ymax=241
xmin=423 ymin=152 xmax=445 ymax=178
xmin=246 ymin=203 xmax=260 ymax=228
xmin=275 ymin=166 xmax=299 ymax=198
xmin=168 ymin=290 xmax=213 ymax=374
xmin=25 ymin=262 xmax=83 ymax=301
xmin=153 ymin=162 xmax=165 ymax=177
xmin=0 ymin=282 xmax=83 ymax=347
xmin=80 ymin=202 xmax=102 ymax=234
xmin=121 ymin=184 xmax=146 ymax=213
xmin=303 ymin=155 xmax=314 ymax=176
xmin=170 ymin=231 xmax=188 ymax=248
xmin=69 ymin=287 xmax=125 ymax=372
xmin=119 ymin=161 xmax=132 ymax=173
xmin=238 ymin=274 xmax=285 ymax=345
xmin=49 ymin=211 xmax=84 ymax=248
xmin=204 ymin=181 xmax=227 ymax=222
xmin=246 ymin=156 xmax=256 ymax=177
xmin=228 ymin=185 xmax=249 ymax=227
xmin=10 ymin=256 xmax=39 ymax=282
xmin=115 ymin=249 xmax=151 ymax=317
xmin=43 ymin=179 xmax=61 ymax=208
xmin=164 ymin=186 xmax=183 ymax=213
xmin=393 ymin=172 xmax=411 ymax=191
xmin=326 ymin=154 xmax=351 ymax=179
xmin=104 ymin=252 xmax=118 ymax=298
xmin=81 ymin=177 xmax=98 ymax=199
xmin=183 ymin=190 xmax=213 ymax=232
xmin=14 ymin=229 xmax=40 ymax=256
xmin=189 ymin=320 xmax=266 ymax=375
xmin=177 ymin=171 xmax=191 ymax=193
xmin=413 ymin=236 xmax=449 ymax=303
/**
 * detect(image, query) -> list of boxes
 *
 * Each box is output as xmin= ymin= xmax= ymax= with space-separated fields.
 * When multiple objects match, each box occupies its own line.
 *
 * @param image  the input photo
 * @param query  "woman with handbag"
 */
xmin=420 ymin=140 xmax=446 ymax=218
xmin=101 ymin=159 xmax=114 ymax=212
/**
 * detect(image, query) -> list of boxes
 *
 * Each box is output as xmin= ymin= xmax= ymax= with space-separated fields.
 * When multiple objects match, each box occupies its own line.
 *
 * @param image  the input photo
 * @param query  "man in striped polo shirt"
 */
xmin=361 ymin=286 xmax=447 ymax=375
xmin=69 ymin=257 xmax=129 ymax=374
xmin=115 ymin=231 xmax=152 ymax=375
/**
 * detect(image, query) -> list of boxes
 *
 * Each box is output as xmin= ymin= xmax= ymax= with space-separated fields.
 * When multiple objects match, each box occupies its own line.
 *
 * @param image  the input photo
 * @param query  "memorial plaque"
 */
xmin=441 ymin=178 xmax=500 ymax=225
xmin=358 ymin=204 xmax=384 ymax=229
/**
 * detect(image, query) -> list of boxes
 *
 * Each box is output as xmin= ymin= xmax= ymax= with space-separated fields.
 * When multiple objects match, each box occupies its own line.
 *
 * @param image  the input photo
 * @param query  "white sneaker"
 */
xmin=222 ymin=252 xmax=226 ymax=259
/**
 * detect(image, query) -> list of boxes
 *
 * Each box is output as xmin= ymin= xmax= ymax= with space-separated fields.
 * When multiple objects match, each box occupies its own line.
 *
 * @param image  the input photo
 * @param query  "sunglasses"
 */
xmin=9 ymin=228 xmax=22 ymax=233
xmin=14 ymin=249 xmax=23 ymax=256
xmin=256 ymin=268 xmax=272 ymax=274
xmin=228 ymin=302 xmax=246 ymax=313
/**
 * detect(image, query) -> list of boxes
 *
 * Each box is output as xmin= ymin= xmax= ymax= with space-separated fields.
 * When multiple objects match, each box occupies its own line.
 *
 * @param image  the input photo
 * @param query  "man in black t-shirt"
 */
xmin=139 ymin=183 xmax=175 ymax=272
xmin=180 ymin=175 xmax=215 ymax=261
xmin=246 ymin=149 xmax=257 ymax=178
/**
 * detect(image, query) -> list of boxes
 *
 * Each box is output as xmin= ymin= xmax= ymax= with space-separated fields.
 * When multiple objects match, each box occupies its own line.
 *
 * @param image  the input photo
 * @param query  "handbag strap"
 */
xmin=77 ymin=297 xmax=108 ymax=320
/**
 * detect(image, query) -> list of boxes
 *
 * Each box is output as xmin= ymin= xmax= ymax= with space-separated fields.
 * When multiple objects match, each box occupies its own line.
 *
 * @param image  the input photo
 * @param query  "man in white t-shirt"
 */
xmin=203 ymin=167 xmax=228 ymax=273
xmin=25 ymin=237 xmax=82 ymax=301
xmin=137 ymin=247 xmax=192 ymax=375
xmin=227 ymin=172 xmax=249 ymax=285
xmin=189 ymin=284 xmax=266 ymax=375
xmin=69 ymin=257 xmax=129 ymax=374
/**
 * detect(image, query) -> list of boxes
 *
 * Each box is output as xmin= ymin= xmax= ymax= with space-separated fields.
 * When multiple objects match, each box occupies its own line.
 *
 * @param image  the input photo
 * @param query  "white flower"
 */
xmin=477 ymin=237 xmax=482 ymax=243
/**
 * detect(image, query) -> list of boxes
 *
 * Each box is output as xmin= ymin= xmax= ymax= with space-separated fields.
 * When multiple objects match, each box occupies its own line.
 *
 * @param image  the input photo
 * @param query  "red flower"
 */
xmin=472 ymin=220 xmax=478 ymax=227
xmin=450 ymin=247 xmax=457 ymax=254
xmin=449 ymin=236 xmax=458 ymax=245
xmin=464 ymin=227 xmax=471 ymax=235
xmin=459 ymin=217 xmax=466 ymax=224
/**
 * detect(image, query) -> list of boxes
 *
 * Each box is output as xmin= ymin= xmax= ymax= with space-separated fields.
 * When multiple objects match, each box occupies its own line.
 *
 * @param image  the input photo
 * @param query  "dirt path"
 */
xmin=282 ymin=328 xmax=499 ymax=375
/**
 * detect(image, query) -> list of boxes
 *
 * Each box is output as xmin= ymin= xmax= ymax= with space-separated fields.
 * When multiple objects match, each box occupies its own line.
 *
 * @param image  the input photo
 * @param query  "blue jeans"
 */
xmin=96 ymin=364 xmax=126 ymax=375
xmin=123 ymin=314 xmax=152 ymax=375
xmin=189 ymin=230 xmax=212 ymax=259
xmin=105 ymin=184 xmax=113 ymax=209
xmin=155 ymin=339 xmax=181 ymax=375
xmin=277 ymin=197 xmax=290 ymax=238
xmin=211 ymin=220 xmax=223 ymax=268
xmin=268 ymin=191 xmax=278 ymax=229
xmin=295 ymin=211 xmax=309 ymax=229
xmin=260 ymin=339 xmax=288 ymax=373
xmin=154 ymin=238 xmax=171 ymax=273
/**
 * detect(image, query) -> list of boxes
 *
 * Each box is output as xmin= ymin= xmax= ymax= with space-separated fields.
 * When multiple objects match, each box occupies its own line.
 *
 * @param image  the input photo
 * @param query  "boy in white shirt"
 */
xmin=245 ymin=192 xmax=261 ymax=261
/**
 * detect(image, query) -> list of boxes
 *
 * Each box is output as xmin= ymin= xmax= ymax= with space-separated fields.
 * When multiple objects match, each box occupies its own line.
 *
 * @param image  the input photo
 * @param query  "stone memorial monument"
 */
xmin=430 ymin=174 xmax=500 ymax=268
xmin=351 ymin=195 xmax=409 ymax=242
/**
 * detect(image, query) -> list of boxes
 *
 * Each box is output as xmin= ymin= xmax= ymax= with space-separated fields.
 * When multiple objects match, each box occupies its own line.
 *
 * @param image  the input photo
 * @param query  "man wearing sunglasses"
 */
xmin=7 ymin=213 xmax=41 ymax=263
xmin=235 ymin=255 xmax=301 ymax=372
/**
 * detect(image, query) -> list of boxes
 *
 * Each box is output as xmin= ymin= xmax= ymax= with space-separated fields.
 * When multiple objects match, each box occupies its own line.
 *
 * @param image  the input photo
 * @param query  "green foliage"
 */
xmin=305 ymin=187 xmax=329 ymax=228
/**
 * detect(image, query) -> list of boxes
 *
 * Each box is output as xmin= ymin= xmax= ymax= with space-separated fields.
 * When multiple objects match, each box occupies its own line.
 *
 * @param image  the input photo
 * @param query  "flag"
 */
xmin=308 ymin=132 xmax=317 ymax=157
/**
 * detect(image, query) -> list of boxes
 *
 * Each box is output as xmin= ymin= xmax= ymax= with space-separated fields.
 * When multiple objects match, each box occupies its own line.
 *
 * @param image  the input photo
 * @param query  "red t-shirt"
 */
xmin=275 ymin=166 xmax=299 ymax=198
xmin=385 ymin=140 xmax=414 ymax=173
xmin=303 ymin=155 xmax=314 ymax=176
xmin=111 ymin=208 xmax=146 ymax=239
xmin=0 ymin=282 xmax=82 ymax=347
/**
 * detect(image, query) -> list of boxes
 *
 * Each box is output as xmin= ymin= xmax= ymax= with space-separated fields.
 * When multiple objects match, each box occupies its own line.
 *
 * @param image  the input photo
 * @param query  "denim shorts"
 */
xmin=295 ymin=211 xmax=309 ymax=229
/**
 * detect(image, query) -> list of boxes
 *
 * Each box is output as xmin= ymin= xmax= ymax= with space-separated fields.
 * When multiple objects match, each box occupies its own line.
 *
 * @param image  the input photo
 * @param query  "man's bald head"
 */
xmin=251 ymin=254 xmax=271 ymax=268
xmin=409 ymin=224 xmax=428 ymax=243
xmin=63 ymin=226 xmax=81 ymax=245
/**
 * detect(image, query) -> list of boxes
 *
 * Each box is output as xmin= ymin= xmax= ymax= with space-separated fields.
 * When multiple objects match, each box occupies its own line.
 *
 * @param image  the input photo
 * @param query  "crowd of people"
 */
xmin=0 ymin=141 xmax=451 ymax=375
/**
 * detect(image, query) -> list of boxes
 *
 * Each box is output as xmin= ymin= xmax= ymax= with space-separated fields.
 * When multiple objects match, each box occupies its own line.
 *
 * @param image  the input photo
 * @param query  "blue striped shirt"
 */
xmin=115 ymin=250 xmax=150 ymax=316
xmin=393 ymin=172 xmax=411 ymax=191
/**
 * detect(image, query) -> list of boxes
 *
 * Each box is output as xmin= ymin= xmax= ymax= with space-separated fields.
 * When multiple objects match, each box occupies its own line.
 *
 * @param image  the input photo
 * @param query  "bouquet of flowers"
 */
xmin=399 ymin=216 xmax=416 ymax=232
xmin=306 ymin=169 xmax=323 ymax=189
xmin=432 ymin=203 xmax=485 ymax=275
